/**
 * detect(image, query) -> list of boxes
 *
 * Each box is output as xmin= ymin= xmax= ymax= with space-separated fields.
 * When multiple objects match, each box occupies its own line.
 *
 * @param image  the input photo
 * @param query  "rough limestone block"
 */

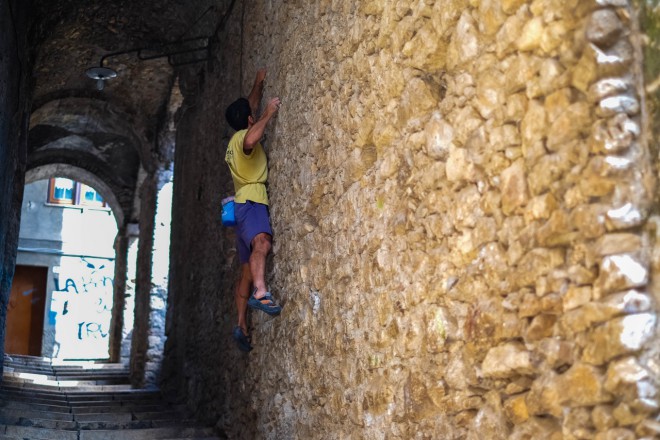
xmin=563 ymin=285 xmax=593 ymax=311
xmin=517 ymin=17 xmax=544 ymax=52
xmin=509 ymin=417 xmax=562 ymax=440
xmin=504 ymin=394 xmax=530 ymax=424
xmin=500 ymin=159 xmax=528 ymax=215
xmin=593 ymin=233 xmax=642 ymax=256
xmin=588 ymin=114 xmax=639 ymax=154
xmin=588 ymin=78 xmax=632 ymax=103
xmin=534 ymin=338 xmax=575 ymax=369
xmin=581 ymin=313 xmax=656 ymax=365
xmin=424 ymin=113 xmax=454 ymax=160
xmin=539 ymin=363 xmax=613 ymax=412
xmin=592 ymin=405 xmax=617 ymax=431
xmin=447 ymin=11 xmax=479 ymax=68
xmin=604 ymin=356 xmax=658 ymax=411
xmin=587 ymin=9 xmax=624 ymax=48
xmin=596 ymin=254 xmax=648 ymax=294
xmin=502 ymin=0 xmax=527 ymax=14
xmin=546 ymin=102 xmax=592 ymax=151
xmin=594 ymin=428 xmax=636 ymax=440
xmin=481 ymin=343 xmax=534 ymax=378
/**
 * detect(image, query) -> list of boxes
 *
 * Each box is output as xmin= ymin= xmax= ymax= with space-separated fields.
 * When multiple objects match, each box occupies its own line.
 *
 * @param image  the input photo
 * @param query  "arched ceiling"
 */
xmin=27 ymin=0 xmax=222 ymax=225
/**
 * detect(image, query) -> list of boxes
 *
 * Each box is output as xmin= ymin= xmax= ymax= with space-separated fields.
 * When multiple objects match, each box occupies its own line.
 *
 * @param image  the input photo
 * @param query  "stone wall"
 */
xmin=130 ymin=171 xmax=160 ymax=387
xmin=163 ymin=3 xmax=254 ymax=429
xmin=0 ymin=0 xmax=31 ymax=377
xmin=165 ymin=0 xmax=660 ymax=438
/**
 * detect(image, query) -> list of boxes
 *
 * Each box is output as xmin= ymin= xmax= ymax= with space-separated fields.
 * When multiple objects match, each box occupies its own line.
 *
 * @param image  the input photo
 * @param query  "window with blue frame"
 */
xmin=47 ymin=178 xmax=106 ymax=207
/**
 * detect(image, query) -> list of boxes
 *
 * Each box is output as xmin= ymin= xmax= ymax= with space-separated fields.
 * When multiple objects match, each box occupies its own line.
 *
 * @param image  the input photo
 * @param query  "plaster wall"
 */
xmin=165 ymin=1 xmax=660 ymax=439
xmin=15 ymin=179 xmax=117 ymax=359
xmin=18 ymin=180 xmax=116 ymax=257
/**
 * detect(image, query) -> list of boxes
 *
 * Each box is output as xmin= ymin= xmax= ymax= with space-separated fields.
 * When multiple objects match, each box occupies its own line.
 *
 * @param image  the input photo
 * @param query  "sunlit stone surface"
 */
xmin=164 ymin=0 xmax=660 ymax=438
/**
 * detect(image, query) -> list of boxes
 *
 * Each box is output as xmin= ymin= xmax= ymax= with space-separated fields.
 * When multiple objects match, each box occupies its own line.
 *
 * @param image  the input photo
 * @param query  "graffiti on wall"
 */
xmin=50 ymin=256 xmax=114 ymax=359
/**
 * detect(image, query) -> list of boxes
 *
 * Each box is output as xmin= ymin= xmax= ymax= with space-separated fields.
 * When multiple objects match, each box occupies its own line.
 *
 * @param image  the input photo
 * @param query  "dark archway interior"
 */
xmin=2 ymin=0 xmax=224 ymax=399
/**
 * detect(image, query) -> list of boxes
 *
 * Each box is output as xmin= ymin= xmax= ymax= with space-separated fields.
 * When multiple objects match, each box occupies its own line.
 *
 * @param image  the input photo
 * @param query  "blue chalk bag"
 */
xmin=221 ymin=196 xmax=236 ymax=227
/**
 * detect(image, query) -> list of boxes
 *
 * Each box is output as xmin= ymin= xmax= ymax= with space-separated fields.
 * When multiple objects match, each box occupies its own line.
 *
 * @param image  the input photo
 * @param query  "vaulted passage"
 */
xmin=1 ymin=1 xmax=660 ymax=439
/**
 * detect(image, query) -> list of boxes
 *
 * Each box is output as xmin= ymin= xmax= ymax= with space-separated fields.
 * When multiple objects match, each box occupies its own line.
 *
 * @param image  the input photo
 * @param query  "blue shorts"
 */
xmin=235 ymin=201 xmax=273 ymax=264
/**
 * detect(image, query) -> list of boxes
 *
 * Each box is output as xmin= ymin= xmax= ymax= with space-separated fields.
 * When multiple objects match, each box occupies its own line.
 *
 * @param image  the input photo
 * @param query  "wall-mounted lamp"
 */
xmin=85 ymin=36 xmax=211 ymax=91
xmin=85 ymin=66 xmax=118 ymax=91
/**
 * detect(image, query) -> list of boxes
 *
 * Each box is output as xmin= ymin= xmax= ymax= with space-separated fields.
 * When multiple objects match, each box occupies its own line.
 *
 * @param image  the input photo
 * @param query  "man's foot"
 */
xmin=247 ymin=290 xmax=282 ymax=316
xmin=232 ymin=326 xmax=253 ymax=352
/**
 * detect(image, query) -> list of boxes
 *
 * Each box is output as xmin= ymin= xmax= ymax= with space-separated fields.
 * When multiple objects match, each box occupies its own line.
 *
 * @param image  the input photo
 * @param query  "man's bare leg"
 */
xmin=249 ymin=233 xmax=271 ymax=299
xmin=235 ymin=263 xmax=252 ymax=333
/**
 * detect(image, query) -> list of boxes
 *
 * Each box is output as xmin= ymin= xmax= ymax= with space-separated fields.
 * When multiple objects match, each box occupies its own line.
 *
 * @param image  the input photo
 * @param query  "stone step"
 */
xmin=0 ymin=435 xmax=51 ymax=440
xmin=2 ymin=375 xmax=128 ymax=387
xmin=131 ymin=410 xmax=188 ymax=421
xmin=0 ymin=401 xmax=73 ymax=413
xmin=1 ymin=396 xmax=168 ymax=408
xmin=59 ymin=376 xmax=129 ymax=383
xmin=0 ymin=438 xmax=220 ymax=440
xmin=73 ymin=410 xmax=185 ymax=423
xmin=0 ymin=388 xmax=162 ymax=403
xmin=0 ymin=391 xmax=70 ymax=404
xmin=79 ymin=419 xmax=199 ymax=430
xmin=0 ymin=407 xmax=216 ymax=439
xmin=0 ymin=383 xmax=151 ymax=395
xmin=77 ymin=426 xmax=217 ymax=440
xmin=4 ymin=354 xmax=123 ymax=368
xmin=0 ymin=400 xmax=181 ymax=414
xmin=64 ymin=389 xmax=161 ymax=397
xmin=0 ymin=436 xmax=44 ymax=440
xmin=4 ymin=361 xmax=126 ymax=369
xmin=73 ymin=399 xmax=169 ymax=408
xmin=3 ymin=362 xmax=128 ymax=371
xmin=1 ymin=381 xmax=134 ymax=392
xmin=4 ymin=373 xmax=129 ymax=382
xmin=72 ymin=404 xmax=186 ymax=414
xmin=1 ymin=357 xmax=218 ymax=440
xmin=1 ymin=416 xmax=78 ymax=430
xmin=1 ymin=390 xmax=158 ymax=402
xmin=0 ymin=406 xmax=186 ymax=424
xmin=1 ymin=424 xmax=78 ymax=440
xmin=0 ymin=408 xmax=75 ymax=422
xmin=2 ymin=368 xmax=127 ymax=377
xmin=3 ymin=371 xmax=129 ymax=381
xmin=73 ymin=413 xmax=135 ymax=423
xmin=1 ymin=416 xmax=198 ymax=431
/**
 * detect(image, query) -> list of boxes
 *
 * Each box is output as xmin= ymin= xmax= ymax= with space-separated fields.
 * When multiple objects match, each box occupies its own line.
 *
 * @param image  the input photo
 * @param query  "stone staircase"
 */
xmin=0 ymin=354 xmax=220 ymax=440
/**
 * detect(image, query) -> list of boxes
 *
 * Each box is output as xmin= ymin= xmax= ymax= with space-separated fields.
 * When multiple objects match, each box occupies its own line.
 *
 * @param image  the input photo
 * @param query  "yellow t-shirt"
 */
xmin=225 ymin=129 xmax=269 ymax=205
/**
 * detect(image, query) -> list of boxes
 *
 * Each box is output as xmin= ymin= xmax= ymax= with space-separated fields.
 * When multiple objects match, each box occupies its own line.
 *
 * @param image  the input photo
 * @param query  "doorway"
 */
xmin=6 ymin=265 xmax=48 ymax=356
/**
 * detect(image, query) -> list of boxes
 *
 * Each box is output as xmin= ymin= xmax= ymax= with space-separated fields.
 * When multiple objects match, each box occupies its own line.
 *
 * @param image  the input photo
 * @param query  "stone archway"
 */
xmin=23 ymin=164 xmax=132 ymax=361
xmin=27 ymin=97 xmax=144 ymax=223
xmin=25 ymin=94 xmax=146 ymax=365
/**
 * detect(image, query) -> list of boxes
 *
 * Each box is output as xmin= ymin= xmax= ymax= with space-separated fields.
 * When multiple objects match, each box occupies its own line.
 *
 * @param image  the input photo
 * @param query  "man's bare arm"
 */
xmin=244 ymin=97 xmax=280 ymax=153
xmin=247 ymin=69 xmax=267 ymax=117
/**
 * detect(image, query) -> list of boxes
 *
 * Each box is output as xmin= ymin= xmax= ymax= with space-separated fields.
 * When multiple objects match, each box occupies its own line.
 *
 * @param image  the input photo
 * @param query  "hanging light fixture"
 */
xmin=84 ymin=36 xmax=210 ymax=91
xmin=84 ymin=3 xmax=238 ymax=91
xmin=85 ymin=66 xmax=118 ymax=91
